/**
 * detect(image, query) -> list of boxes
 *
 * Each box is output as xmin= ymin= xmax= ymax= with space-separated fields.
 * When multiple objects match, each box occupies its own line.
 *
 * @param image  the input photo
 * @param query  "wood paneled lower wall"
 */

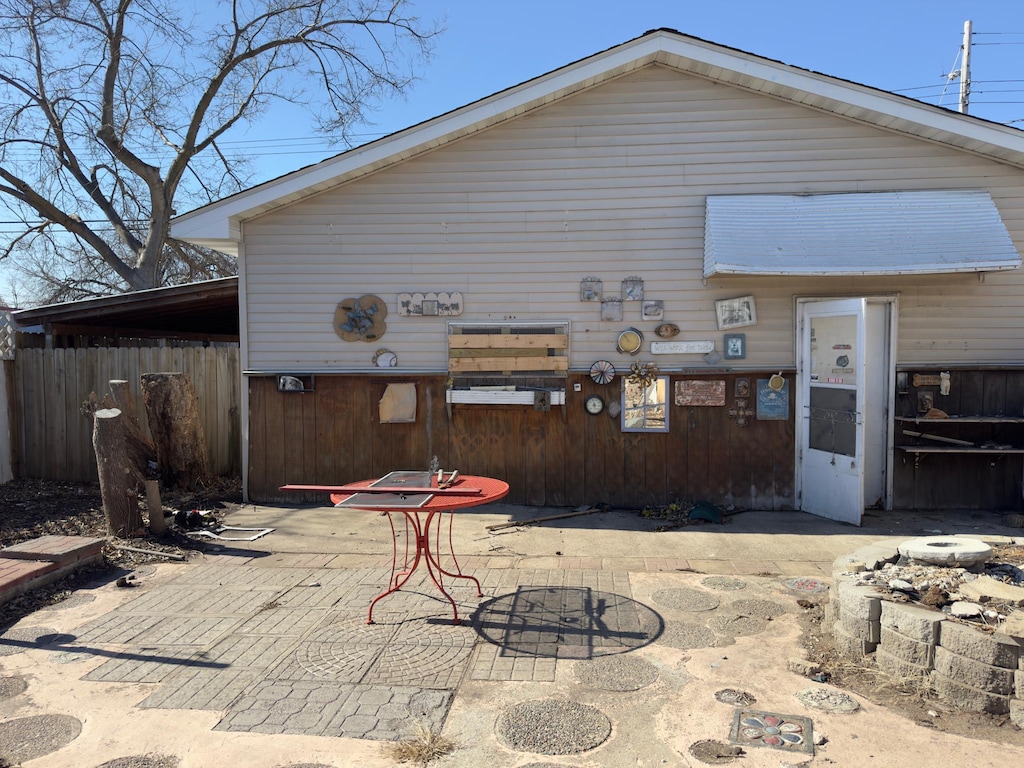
xmin=249 ymin=373 xmax=796 ymax=509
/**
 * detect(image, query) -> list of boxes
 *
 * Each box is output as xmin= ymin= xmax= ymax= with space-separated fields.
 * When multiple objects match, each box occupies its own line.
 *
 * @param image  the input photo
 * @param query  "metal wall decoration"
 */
xmin=655 ymin=323 xmax=680 ymax=338
xmin=580 ymin=277 xmax=603 ymax=301
xmin=589 ymin=360 xmax=616 ymax=384
xmin=627 ymin=360 xmax=660 ymax=389
xmin=617 ymin=328 xmax=644 ymax=355
xmin=601 ymin=296 xmax=623 ymax=321
xmin=641 ymin=300 xmax=664 ymax=321
xmin=622 ymin=276 xmax=644 ymax=301
xmin=397 ymin=292 xmax=463 ymax=317
xmin=334 ymin=294 xmax=387 ymax=342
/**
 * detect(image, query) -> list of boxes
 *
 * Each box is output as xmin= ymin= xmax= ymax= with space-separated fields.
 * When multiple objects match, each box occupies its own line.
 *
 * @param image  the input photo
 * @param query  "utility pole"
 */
xmin=959 ymin=19 xmax=972 ymax=114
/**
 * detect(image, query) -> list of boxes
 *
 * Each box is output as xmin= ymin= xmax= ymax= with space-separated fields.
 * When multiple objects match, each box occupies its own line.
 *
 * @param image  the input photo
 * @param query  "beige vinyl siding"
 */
xmin=242 ymin=65 xmax=1024 ymax=373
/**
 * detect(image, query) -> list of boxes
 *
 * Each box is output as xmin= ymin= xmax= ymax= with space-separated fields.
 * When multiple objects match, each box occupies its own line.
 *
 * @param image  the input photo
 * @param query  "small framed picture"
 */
xmin=600 ymin=296 xmax=623 ymax=321
xmin=715 ymin=295 xmax=757 ymax=330
xmin=641 ymin=300 xmax=664 ymax=321
xmin=724 ymin=333 xmax=746 ymax=360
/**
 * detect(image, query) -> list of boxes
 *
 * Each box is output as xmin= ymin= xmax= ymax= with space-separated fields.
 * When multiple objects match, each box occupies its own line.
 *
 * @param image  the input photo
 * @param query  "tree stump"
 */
xmin=93 ymin=408 xmax=145 ymax=537
xmin=141 ymin=372 xmax=211 ymax=490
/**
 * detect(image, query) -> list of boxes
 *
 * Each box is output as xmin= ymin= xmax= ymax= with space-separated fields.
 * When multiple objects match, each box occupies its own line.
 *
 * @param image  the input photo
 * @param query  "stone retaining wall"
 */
xmin=830 ymin=542 xmax=1024 ymax=720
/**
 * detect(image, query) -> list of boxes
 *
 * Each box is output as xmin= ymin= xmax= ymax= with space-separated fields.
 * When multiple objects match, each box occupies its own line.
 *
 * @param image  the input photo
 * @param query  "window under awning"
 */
xmin=704 ymin=190 xmax=1022 ymax=278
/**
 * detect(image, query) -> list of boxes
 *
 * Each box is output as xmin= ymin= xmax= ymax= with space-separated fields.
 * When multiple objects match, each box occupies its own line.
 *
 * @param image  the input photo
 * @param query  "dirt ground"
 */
xmin=1 ymin=478 xmax=1021 ymax=748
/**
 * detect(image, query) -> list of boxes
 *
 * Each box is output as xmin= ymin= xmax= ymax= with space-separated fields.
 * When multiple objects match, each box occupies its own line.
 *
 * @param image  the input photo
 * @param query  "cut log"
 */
xmin=93 ymin=408 xmax=145 ymax=537
xmin=141 ymin=372 xmax=211 ymax=491
xmin=83 ymin=389 xmax=157 ymax=486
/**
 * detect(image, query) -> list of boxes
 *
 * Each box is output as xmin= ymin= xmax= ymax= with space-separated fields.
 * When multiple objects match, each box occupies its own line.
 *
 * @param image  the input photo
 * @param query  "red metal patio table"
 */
xmin=315 ymin=474 xmax=509 ymax=625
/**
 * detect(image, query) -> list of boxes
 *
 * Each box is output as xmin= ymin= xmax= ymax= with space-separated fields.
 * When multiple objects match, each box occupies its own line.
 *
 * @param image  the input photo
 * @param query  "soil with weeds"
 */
xmin=797 ymin=597 xmax=1024 ymax=746
xmin=0 ymin=477 xmax=244 ymax=628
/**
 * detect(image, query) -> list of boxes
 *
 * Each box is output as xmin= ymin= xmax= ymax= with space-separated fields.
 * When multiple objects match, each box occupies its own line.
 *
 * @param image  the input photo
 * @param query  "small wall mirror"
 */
xmin=621 ymin=375 xmax=669 ymax=432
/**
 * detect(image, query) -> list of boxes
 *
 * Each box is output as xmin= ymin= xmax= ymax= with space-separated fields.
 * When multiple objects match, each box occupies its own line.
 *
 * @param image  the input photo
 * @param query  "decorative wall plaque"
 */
xmin=397 ymin=292 xmax=463 ymax=316
xmin=757 ymin=378 xmax=789 ymax=420
xmin=651 ymin=340 xmax=715 ymax=354
xmin=674 ymin=380 xmax=726 ymax=406
xmin=580 ymin=277 xmax=603 ymax=301
xmin=601 ymin=296 xmax=623 ymax=321
xmin=622 ymin=276 xmax=644 ymax=301
xmin=641 ymin=300 xmax=664 ymax=321
xmin=334 ymin=294 xmax=387 ymax=342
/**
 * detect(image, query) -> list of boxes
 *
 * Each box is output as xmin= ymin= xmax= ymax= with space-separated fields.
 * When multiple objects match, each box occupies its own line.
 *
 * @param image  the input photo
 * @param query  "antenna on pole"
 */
xmin=959 ymin=20 xmax=972 ymax=114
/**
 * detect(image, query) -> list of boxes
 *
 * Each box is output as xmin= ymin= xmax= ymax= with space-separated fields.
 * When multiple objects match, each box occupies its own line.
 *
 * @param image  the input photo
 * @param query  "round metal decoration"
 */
xmin=373 ymin=348 xmax=397 ymax=367
xmin=585 ymin=395 xmax=605 ymax=415
xmin=616 ymin=328 xmax=644 ymax=355
xmin=589 ymin=360 xmax=615 ymax=385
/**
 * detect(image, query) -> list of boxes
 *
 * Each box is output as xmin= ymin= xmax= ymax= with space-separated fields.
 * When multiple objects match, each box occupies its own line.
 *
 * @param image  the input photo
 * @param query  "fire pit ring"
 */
xmin=897 ymin=536 xmax=993 ymax=567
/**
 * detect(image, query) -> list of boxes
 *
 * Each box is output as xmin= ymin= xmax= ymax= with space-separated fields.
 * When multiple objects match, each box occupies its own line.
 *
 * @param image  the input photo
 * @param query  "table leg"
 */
xmin=422 ymin=509 xmax=484 ymax=625
xmin=367 ymin=510 xmax=423 ymax=624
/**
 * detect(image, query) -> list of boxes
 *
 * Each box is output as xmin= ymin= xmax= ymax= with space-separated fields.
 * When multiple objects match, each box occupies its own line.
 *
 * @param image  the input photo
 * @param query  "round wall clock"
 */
xmin=589 ymin=359 xmax=615 ymax=384
xmin=616 ymin=328 xmax=643 ymax=355
xmin=585 ymin=395 xmax=605 ymax=415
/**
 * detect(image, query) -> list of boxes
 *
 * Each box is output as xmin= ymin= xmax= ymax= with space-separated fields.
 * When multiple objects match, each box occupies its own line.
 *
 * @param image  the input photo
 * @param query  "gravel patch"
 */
xmin=724 ymin=599 xmax=790 ymax=619
xmin=496 ymin=699 xmax=612 ymax=754
xmin=274 ymin=764 xmax=335 ymax=768
xmin=517 ymin=764 xmax=576 ymax=768
xmin=707 ymin=613 xmax=769 ymax=636
xmin=652 ymin=587 xmax=720 ymax=612
xmin=95 ymin=755 xmax=180 ymax=768
xmin=701 ymin=576 xmax=747 ymax=591
xmin=657 ymin=621 xmax=726 ymax=650
xmin=795 ymin=687 xmax=860 ymax=714
xmin=0 ymin=676 xmax=27 ymax=700
xmin=0 ymin=713 xmax=82 ymax=763
xmin=0 ymin=625 xmax=61 ymax=656
xmin=573 ymin=655 xmax=659 ymax=691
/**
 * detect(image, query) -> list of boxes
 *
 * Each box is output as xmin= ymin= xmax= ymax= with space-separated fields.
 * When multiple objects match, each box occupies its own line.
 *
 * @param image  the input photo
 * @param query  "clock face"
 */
xmin=585 ymin=395 xmax=605 ymax=415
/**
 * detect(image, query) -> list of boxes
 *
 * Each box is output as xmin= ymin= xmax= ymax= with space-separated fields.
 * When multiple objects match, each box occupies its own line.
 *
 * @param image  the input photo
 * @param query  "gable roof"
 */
xmin=172 ymin=27 xmax=1024 ymax=256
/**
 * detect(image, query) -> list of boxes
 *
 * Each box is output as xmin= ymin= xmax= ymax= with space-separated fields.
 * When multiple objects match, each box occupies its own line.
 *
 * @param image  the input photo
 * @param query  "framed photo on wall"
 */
xmin=723 ymin=333 xmax=746 ymax=359
xmin=715 ymin=295 xmax=757 ymax=330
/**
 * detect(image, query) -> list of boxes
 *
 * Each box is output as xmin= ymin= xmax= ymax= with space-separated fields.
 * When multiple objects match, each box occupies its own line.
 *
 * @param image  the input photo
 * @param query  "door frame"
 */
xmin=794 ymin=294 xmax=898 ymax=515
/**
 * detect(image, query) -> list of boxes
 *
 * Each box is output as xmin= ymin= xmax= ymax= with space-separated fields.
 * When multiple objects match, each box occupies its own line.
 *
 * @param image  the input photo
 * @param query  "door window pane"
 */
xmin=810 ymin=315 xmax=858 ymax=387
xmin=808 ymin=386 xmax=857 ymax=456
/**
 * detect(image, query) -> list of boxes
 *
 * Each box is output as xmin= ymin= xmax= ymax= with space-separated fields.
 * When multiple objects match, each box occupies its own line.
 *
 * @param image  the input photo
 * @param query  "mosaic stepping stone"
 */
xmin=784 ymin=577 xmax=830 ymax=593
xmin=729 ymin=710 xmax=814 ymax=755
xmin=714 ymin=688 xmax=757 ymax=706
xmin=795 ymin=687 xmax=860 ymax=713
xmin=496 ymin=699 xmax=611 ymax=754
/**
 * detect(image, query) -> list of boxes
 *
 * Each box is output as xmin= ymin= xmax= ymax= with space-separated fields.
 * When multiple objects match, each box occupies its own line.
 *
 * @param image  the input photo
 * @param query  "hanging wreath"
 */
xmin=628 ymin=361 xmax=660 ymax=389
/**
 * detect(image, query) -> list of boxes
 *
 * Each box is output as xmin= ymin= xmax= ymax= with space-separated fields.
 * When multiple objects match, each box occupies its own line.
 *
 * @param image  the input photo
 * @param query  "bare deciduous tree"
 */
xmin=0 ymin=0 xmax=438 ymax=301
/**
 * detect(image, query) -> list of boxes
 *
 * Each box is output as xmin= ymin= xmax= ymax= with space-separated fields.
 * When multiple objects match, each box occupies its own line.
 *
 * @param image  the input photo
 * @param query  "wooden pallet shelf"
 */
xmin=447 ymin=323 xmax=569 ymax=377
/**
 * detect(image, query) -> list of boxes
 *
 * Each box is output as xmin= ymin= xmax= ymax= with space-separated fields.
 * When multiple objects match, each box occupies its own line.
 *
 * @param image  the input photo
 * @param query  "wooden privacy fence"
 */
xmin=13 ymin=346 xmax=240 ymax=482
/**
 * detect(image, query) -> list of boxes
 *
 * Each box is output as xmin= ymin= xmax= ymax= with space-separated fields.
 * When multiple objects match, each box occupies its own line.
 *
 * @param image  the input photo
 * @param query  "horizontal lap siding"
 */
xmin=243 ymin=65 xmax=1024 ymax=374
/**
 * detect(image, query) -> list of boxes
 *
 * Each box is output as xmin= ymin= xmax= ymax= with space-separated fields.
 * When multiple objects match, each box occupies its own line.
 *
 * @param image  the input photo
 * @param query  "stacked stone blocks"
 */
xmin=831 ymin=542 xmax=1024 ymax=716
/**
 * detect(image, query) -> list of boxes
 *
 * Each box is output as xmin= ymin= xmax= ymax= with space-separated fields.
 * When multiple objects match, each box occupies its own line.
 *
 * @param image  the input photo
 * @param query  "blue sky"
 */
xmin=235 ymin=0 xmax=1024 ymax=184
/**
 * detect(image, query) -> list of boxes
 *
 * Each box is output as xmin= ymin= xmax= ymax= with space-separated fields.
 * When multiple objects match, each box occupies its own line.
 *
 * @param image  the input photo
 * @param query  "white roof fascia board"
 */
xmin=704 ymin=190 xmax=1022 ymax=278
xmin=173 ymin=30 xmax=1024 ymax=254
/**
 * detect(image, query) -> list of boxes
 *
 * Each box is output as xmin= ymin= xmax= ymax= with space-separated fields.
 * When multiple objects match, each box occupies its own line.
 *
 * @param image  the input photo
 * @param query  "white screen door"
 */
xmin=799 ymin=298 xmax=866 ymax=524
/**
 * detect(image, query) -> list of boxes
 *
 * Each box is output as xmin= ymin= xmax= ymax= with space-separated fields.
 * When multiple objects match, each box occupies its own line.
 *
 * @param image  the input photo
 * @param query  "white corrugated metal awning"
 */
xmin=704 ymin=190 xmax=1022 ymax=277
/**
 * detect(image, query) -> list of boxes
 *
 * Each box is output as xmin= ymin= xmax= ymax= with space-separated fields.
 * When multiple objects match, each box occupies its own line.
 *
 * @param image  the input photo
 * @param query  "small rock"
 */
xmin=847 ymin=562 xmax=866 ymax=573
xmin=889 ymin=579 xmax=914 ymax=592
xmin=813 ymin=730 xmax=828 ymax=746
xmin=948 ymin=601 xmax=982 ymax=618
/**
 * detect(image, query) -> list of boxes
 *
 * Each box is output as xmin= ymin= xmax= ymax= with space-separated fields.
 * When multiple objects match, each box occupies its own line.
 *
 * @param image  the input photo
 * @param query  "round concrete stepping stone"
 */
xmin=496 ymin=699 xmax=611 ymax=754
xmin=41 ymin=593 xmax=97 ymax=611
xmin=0 ymin=714 xmax=82 ymax=763
xmin=274 ymin=764 xmax=334 ymax=768
xmin=652 ymin=587 xmax=720 ymax=612
xmin=518 ymin=764 xmax=576 ymax=768
xmin=574 ymin=655 xmax=659 ymax=691
xmin=0 ymin=626 xmax=61 ymax=656
xmin=725 ymin=599 xmax=790 ymax=619
xmin=0 ymin=676 xmax=27 ymax=699
xmin=897 ymin=536 xmax=992 ymax=567
xmin=658 ymin=621 xmax=728 ymax=650
xmin=702 ymin=576 xmax=747 ymax=591
xmin=708 ymin=613 xmax=769 ymax=636
xmin=715 ymin=688 xmax=757 ymax=706
xmin=795 ymin=687 xmax=860 ymax=714
xmin=96 ymin=755 xmax=180 ymax=768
